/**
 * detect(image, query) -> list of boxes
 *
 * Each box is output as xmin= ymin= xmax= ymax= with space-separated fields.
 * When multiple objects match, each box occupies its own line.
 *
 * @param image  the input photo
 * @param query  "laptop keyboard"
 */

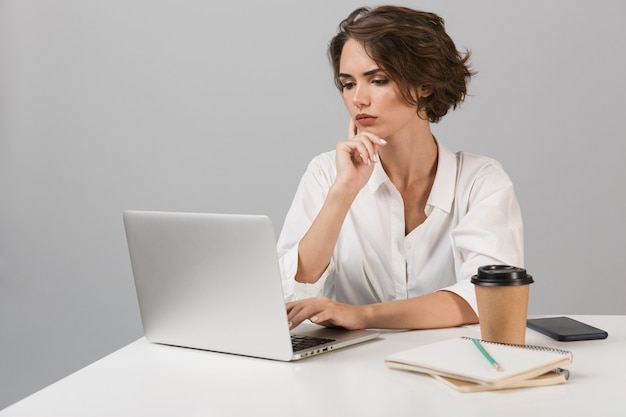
xmin=291 ymin=335 xmax=336 ymax=352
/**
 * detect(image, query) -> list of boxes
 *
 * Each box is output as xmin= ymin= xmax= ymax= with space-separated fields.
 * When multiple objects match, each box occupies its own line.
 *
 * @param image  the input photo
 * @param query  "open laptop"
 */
xmin=123 ymin=210 xmax=379 ymax=361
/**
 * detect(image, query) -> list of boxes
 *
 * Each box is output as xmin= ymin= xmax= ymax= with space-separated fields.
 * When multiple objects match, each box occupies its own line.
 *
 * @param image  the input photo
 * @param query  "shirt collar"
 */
xmin=425 ymin=141 xmax=457 ymax=215
xmin=367 ymin=158 xmax=389 ymax=194
xmin=366 ymin=140 xmax=457 ymax=215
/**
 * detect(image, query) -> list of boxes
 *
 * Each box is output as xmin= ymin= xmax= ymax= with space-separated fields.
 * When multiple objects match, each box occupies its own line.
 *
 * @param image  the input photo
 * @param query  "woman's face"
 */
xmin=339 ymin=38 xmax=421 ymax=139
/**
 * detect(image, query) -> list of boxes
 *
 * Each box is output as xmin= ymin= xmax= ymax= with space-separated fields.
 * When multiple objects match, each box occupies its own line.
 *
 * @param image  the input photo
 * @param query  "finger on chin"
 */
xmin=348 ymin=119 xmax=358 ymax=138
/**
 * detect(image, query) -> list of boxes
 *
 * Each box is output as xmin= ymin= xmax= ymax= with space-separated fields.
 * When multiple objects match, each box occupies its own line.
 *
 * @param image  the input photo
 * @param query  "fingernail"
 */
xmin=288 ymin=321 xmax=293 ymax=328
xmin=310 ymin=316 xmax=318 ymax=323
xmin=379 ymin=138 xmax=387 ymax=145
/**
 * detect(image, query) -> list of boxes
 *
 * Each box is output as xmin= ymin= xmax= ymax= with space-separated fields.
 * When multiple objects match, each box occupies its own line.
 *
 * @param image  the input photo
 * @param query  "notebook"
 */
xmin=123 ymin=210 xmax=379 ymax=361
xmin=432 ymin=369 xmax=569 ymax=393
xmin=385 ymin=337 xmax=572 ymax=392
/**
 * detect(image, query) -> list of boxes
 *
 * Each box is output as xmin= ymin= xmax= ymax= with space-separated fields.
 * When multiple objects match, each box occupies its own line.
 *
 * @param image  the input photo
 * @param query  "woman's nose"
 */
xmin=352 ymin=85 xmax=370 ymax=109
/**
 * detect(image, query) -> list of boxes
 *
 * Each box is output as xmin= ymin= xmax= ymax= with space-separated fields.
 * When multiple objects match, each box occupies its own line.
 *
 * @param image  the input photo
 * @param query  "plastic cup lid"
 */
xmin=470 ymin=265 xmax=534 ymax=286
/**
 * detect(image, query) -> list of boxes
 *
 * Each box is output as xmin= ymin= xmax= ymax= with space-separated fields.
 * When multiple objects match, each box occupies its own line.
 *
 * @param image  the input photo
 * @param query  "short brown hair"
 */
xmin=328 ymin=6 xmax=474 ymax=123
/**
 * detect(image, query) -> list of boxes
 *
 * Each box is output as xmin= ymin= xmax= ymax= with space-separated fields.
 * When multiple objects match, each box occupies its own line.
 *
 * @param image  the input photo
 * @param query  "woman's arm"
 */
xmin=294 ymin=183 xmax=358 ymax=283
xmin=295 ymin=124 xmax=386 ymax=284
xmin=362 ymin=291 xmax=478 ymax=329
xmin=286 ymin=290 xmax=477 ymax=330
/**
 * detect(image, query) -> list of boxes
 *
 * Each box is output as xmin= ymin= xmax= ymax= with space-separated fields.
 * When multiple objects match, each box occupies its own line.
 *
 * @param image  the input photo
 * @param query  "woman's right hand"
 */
xmin=334 ymin=119 xmax=387 ymax=192
xmin=293 ymin=119 xmax=387 ymax=285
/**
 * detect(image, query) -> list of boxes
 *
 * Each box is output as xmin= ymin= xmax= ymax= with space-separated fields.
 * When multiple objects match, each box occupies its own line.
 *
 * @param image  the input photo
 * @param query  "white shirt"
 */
xmin=276 ymin=142 xmax=524 ymax=314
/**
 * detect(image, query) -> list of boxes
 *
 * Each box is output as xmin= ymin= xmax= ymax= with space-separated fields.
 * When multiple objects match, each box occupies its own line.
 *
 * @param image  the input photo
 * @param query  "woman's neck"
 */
xmin=378 ymin=124 xmax=438 ymax=189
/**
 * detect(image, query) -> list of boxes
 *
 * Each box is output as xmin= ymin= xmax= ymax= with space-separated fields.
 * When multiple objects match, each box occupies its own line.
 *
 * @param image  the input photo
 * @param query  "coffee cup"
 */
xmin=471 ymin=265 xmax=534 ymax=345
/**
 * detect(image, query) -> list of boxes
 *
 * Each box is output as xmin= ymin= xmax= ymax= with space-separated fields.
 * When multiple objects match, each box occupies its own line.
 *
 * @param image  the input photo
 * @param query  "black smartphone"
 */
xmin=527 ymin=316 xmax=608 ymax=341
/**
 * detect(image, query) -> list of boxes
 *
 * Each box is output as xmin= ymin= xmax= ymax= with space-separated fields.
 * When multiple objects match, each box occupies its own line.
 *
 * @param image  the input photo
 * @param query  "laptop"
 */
xmin=123 ymin=210 xmax=379 ymax=361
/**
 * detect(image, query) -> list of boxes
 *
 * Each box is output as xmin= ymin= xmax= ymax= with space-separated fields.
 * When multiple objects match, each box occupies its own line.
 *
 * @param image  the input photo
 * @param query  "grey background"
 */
xmin=1 ymin=0 xmax=624 ymax=410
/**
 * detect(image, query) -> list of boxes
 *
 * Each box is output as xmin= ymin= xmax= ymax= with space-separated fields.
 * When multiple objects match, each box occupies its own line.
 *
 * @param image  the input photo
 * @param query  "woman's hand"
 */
xmin=292 ymin=120 xmax=386 ymax=285
xmin=334 ymin=119 xmax=387 ymax=192
xmin=286 ymin=297 xmax=368 ymax=330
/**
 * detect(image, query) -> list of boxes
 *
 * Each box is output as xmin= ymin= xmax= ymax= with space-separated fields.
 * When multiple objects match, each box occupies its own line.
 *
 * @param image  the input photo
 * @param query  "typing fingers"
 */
xmin=286 ymin=298 xmax=331 ymax=329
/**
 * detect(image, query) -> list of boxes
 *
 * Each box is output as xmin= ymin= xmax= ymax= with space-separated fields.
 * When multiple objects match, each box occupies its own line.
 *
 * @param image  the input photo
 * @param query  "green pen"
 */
xmin=471 ymin=338 xmax=504 ymax=371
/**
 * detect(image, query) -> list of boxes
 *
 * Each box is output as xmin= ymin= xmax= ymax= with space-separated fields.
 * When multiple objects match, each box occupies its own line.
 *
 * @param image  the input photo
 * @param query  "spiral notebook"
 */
xmin=385 ymin=337 xmax=572 ymax=392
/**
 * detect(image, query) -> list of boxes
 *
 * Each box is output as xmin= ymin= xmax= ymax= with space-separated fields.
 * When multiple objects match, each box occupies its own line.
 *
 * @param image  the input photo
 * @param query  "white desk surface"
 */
xmin=2 ymin=315 xmax=625 ymax=417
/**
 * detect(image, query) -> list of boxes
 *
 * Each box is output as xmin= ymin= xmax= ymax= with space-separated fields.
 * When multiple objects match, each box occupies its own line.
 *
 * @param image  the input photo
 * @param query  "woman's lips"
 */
xmin=356 ymin=113 xmax=377 ymax=126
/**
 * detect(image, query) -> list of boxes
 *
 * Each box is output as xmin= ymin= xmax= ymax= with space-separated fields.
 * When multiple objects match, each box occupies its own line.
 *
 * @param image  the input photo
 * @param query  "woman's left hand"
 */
xmin=286 ymin=297 xmax=367 ymax=330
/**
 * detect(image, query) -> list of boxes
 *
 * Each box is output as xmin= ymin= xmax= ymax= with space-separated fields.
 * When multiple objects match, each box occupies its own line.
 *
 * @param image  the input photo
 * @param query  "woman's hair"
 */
xmin=328 ymin=6 xmax=474 ymax=123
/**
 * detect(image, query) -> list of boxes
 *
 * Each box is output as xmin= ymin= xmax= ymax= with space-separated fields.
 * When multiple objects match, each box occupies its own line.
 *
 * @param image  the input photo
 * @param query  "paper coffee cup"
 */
xmin=471 ymin=265 xmax=534 ymax=345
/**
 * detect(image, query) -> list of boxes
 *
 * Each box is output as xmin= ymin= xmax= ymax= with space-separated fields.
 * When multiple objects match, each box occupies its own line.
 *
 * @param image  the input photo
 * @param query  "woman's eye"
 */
xmin=341 ymin=82 xmax=355 ymax=90
xmin=372 ymin=79 xmax=389 ymax=86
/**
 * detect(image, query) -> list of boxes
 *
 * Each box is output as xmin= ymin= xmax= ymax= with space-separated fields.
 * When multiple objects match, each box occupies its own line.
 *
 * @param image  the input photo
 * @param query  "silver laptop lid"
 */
xmin=123 ymin=210 xmax=294 ymax=361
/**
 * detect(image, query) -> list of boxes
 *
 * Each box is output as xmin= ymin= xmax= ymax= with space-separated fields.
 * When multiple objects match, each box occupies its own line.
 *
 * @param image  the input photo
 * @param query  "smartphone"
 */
xmin=527 ymin=316 xmax=608 ymax=341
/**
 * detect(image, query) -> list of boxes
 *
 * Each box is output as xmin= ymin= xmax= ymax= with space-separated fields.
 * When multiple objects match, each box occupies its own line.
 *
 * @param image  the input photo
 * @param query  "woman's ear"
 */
xmin=418 ymin=85 xmax=432 ymax=98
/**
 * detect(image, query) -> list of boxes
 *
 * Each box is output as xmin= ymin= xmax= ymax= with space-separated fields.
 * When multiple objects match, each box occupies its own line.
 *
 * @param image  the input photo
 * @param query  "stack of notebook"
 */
xmin=385 ymin=337 xmax=573 ymax=393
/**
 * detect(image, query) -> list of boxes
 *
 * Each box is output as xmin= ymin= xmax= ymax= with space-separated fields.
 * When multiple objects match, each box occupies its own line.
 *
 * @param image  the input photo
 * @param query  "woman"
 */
xmin=277 ymin=6 xmax=523 ymax=330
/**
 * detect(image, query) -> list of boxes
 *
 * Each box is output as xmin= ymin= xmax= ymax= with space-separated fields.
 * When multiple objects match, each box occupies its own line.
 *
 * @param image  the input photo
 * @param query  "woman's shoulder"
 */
xmin=454 ymin=150 xmax=507 ymax=176
xmin=300 ymin=150 xmax=337 ymax=186
xmin=305 ymin=150 xmax=337 ymax=172
xmin=451 ymin=150 xmax=515 ymax=196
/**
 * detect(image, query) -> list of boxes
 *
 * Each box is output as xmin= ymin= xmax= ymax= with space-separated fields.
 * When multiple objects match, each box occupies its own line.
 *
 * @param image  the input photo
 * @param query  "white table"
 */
xmin=2 ymin=315 xmax=624 ymax=416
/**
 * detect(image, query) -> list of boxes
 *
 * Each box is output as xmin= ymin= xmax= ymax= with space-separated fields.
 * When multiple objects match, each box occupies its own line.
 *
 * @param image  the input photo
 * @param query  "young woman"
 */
xmin=277 ymin=6 xmax=524 ymax=330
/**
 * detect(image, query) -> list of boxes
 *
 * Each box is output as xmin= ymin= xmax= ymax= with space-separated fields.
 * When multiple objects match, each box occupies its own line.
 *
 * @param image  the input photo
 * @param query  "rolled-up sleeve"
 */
xmin=446 ymin=162 xmax=524 ymax=315
xmin=276 ymin=153 xmax=336 ymax=301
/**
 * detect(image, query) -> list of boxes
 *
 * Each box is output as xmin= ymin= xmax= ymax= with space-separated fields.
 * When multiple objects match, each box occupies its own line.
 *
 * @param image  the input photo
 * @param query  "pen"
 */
xmin=471 ymin=338 xmax=504 ymax=371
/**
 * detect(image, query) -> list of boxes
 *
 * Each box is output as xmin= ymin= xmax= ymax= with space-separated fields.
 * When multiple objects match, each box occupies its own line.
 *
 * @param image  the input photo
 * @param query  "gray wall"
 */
xmin=1 ymin=0 xmax=624 ymax=410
